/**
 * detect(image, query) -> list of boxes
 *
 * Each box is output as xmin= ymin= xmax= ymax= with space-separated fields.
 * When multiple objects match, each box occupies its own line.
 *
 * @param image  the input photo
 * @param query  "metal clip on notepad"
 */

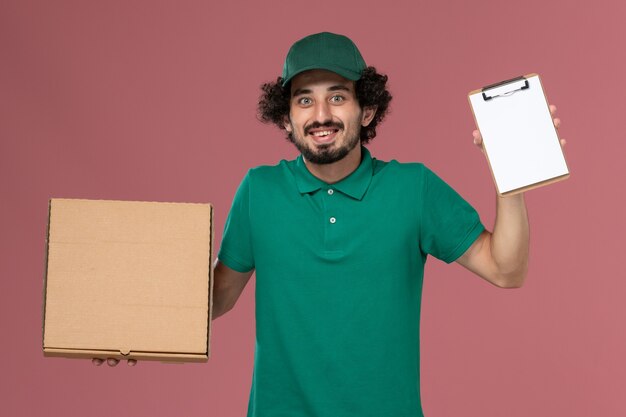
xmin=481 ymin=76 xmax=529 ymax=101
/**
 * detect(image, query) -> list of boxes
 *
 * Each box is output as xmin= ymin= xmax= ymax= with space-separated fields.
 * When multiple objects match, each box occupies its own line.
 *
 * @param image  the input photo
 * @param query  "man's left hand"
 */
xmin=472 ymin=104 xmax=566 ymax=154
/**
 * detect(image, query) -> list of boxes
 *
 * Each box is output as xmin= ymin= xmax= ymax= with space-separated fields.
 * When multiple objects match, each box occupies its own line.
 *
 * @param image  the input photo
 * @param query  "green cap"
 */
xmin=281 ymin=32 xmax=367 ymax=87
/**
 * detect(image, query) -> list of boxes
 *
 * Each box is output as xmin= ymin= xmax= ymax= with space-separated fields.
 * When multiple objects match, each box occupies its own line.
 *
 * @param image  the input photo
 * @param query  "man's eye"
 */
xmin=330 ymin=95 xmax=344 ymax=103
xmin=298 ymin=97 xmax=312 ymax=105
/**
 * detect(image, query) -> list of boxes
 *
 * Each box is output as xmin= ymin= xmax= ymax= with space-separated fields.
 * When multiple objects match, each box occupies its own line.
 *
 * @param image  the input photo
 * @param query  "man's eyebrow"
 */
xmin=292 ymin=88 xmax=312 ymax=97
xmin=292 ymin=84 xmax=353 ymax=97
xmin=327 ymin=85 xmax=351 ymax=93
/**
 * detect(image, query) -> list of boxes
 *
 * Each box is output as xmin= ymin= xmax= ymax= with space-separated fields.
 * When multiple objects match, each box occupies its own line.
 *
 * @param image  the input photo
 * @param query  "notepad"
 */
xmin=468 ymin=74 xmax=570 ymax=196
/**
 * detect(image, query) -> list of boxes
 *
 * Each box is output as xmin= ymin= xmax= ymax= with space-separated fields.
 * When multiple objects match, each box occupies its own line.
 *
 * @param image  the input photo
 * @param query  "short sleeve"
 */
xmin=217 ymin=171 xmax=255 ymax=272
xmin=419 ymin=165 xmax=485 ymax=264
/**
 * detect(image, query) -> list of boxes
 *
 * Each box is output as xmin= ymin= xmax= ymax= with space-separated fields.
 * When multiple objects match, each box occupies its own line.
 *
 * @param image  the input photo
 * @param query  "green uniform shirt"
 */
xmin=218 ymin=146 xmax=485 ymax=417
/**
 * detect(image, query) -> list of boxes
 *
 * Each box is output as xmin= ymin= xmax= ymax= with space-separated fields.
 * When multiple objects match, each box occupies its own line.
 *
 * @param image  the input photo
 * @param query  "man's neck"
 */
xmin=303 ymin=145 xmax=362 ymax=184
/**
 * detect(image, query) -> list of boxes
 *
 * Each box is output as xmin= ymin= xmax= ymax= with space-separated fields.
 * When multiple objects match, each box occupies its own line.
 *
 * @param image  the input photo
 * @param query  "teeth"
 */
xmin=312 ymin=130 xmax=334 ymax=137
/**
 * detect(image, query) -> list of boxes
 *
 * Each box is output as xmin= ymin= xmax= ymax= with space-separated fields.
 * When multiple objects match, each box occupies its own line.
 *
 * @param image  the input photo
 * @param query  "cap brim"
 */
xmin=282 ymin=64 xmax=363 ymax=87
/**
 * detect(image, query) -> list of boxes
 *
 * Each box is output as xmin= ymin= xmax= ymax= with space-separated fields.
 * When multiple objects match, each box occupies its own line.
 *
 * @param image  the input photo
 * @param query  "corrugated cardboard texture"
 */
xmin=43 ymin=198 xmax=213 ymax=361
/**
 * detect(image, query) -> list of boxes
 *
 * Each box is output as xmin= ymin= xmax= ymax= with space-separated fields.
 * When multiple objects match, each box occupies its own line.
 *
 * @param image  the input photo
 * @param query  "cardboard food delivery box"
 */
xmin=42 ymin=198 xmax=214 ymax=363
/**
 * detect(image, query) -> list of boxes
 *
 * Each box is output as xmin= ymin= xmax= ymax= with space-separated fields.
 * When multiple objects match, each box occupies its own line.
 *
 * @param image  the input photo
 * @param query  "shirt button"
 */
xmin=327 ymin=189 xmax=334 ymax=195
xmin=329 ymin=217 xmax=336 ymax=224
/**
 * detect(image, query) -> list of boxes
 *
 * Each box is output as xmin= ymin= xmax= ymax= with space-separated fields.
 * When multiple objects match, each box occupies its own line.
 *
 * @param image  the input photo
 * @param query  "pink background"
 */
xmin=1 ymin=0 xmax=624 ymax=416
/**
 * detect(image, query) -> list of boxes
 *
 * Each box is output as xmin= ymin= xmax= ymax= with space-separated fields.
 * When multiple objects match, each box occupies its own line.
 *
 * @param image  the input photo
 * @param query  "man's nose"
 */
xmin=313 ymin=100 xmax=332 ymax=123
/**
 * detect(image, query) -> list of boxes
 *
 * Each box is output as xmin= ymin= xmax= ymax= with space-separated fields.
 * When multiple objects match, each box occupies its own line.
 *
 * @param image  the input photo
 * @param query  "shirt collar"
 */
xmin=293 ymin=145 xmax=373 ymax=200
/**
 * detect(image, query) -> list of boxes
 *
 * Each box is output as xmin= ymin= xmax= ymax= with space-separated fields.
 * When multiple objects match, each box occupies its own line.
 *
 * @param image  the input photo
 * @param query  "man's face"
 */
xmin=284 ymin=69 xmax=374 ymax=165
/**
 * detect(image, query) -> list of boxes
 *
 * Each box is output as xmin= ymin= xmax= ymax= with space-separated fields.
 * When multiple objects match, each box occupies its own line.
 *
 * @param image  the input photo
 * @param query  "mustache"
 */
xmin=304 ymin=121 xmax=344 ymax=135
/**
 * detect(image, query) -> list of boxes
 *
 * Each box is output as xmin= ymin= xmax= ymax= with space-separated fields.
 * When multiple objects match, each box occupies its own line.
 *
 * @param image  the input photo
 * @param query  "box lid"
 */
xmin=43 ymin=198 xmax=212 ymax=358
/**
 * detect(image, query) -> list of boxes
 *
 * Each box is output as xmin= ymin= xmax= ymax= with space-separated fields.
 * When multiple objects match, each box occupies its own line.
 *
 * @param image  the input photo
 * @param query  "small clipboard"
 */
xmin=468 ymin=73 xmax=570 ymax=196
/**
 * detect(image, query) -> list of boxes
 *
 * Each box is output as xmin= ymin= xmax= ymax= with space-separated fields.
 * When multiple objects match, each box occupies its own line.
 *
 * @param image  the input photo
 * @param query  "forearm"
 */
xmin=491 ymin=193 xmax=530 ymax=287
xmin=211 ymin=284 xmax=233 ymax=320
xmin=211 ymin=271 xmax=238 ymax=320
xmin=211 ymin=260 xmax=253 ymax=320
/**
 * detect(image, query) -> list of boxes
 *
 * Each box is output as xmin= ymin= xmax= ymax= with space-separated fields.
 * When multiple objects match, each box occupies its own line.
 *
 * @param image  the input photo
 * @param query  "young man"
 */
xmin=102 ymin=32 xmax=565 ymax=416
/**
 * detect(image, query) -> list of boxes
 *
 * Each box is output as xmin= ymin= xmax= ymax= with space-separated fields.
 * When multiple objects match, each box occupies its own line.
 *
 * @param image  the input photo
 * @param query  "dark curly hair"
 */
xmin=257 ymin=66 xmax=392 ymax=145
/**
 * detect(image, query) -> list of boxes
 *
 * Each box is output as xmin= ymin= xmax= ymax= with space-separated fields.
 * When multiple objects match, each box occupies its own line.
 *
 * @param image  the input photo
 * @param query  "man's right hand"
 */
xmin=92 ymin=358 xmax=137 ymax=367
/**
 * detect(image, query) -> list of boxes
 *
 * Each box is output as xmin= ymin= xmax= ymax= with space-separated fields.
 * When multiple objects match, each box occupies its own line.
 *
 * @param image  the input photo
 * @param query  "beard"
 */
xmin=287 ymin=120 xmax=361 ymax=165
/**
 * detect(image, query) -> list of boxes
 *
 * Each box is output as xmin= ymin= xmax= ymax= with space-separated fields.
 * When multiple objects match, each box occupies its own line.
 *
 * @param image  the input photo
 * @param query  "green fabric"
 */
xmin=281 ymin=32 xmax=366 ymax=87
xmin=218 ymin=146 xmax=485 ymax=417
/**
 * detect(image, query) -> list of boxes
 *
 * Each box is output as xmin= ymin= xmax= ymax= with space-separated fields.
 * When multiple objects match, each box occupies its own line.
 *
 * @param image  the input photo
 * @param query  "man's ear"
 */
xmin=283 ymin=115 xmax=292 ymax=132
xmin=361 ymin=106 xmax=378 ymax=127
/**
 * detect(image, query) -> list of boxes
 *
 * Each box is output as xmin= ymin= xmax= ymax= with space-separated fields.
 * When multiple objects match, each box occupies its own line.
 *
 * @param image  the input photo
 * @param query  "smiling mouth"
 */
xmin=308 ymin=128 xmax=339 ymax=144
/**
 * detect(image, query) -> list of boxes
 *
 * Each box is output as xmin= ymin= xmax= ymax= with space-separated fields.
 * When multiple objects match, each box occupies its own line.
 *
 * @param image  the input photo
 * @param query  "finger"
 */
xmin=127 ymin=359 xmax=137 ymax=367
xmin=92 ymin=358 xmax=104 ymax=366
xmin=553 ymin=117 xmax=561 ymax=129
xmin=472 ymin=131 xmax=483 ymax=146
xmin=107 ymin=358 xmax=120 ymax=367
xmin=549 ymin=104 xmax=557 ymax=115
